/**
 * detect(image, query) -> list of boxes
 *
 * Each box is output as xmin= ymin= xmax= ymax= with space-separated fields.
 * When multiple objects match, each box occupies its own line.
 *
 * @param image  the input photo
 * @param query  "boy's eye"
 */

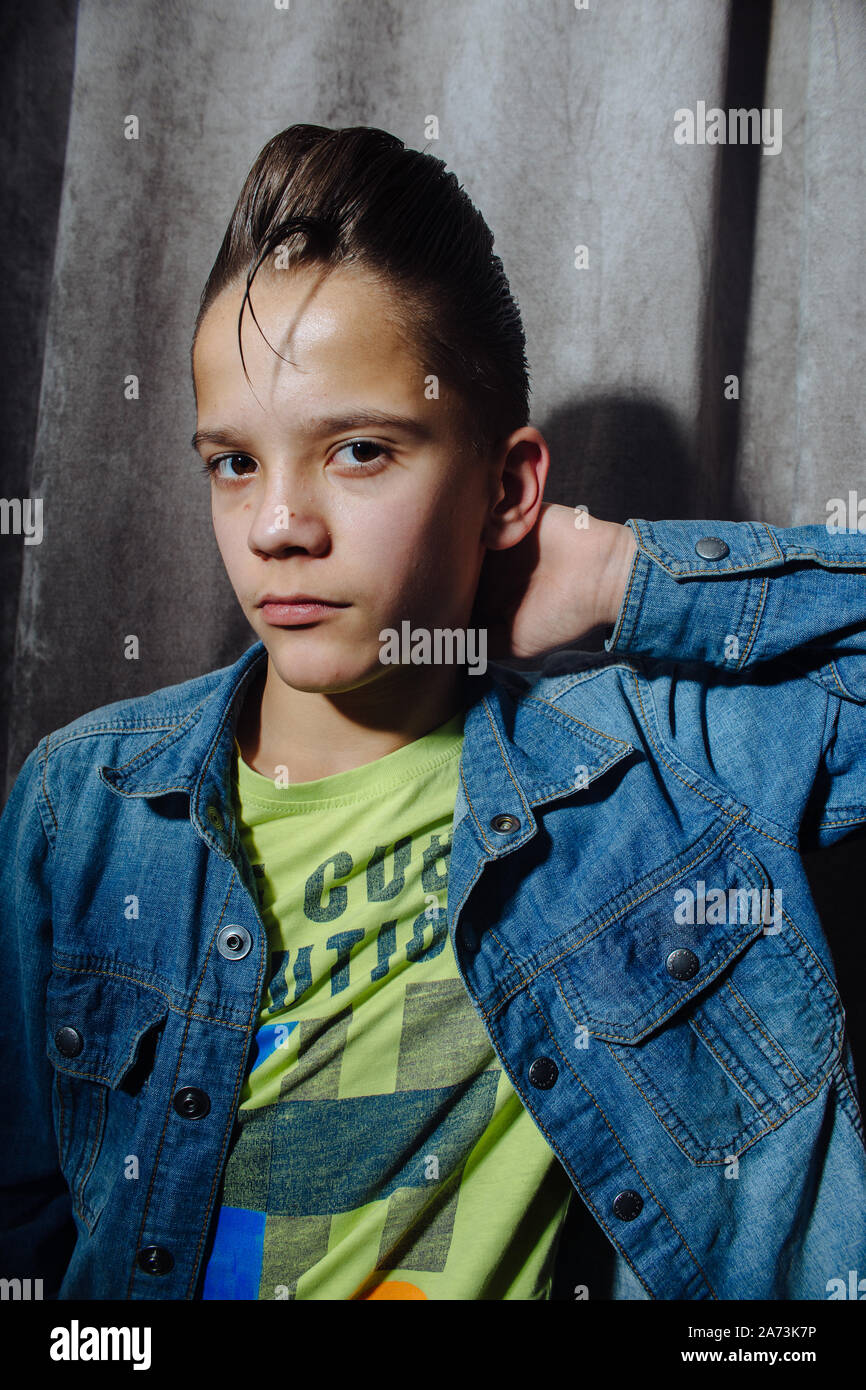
xmin=330 ymin=440 xmax=391 ymax=473
xmin=201 ymin=453 xmax=257 ymax=481
xmin=199 ymin=440 xmax=392 ymax=482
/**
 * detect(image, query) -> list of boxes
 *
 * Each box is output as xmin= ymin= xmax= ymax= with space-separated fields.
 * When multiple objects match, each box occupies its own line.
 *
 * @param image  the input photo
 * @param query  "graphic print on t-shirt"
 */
xmin=200 ymin=713 xmax=573 ymax=1300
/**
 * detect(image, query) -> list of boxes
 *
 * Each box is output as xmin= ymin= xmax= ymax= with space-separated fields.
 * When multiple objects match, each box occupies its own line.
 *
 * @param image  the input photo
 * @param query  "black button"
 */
xmin=217 ymin=924 xmax=253 ymax=960
xmin=55 ymin=1026 xmax=83 ymax=1058
xmin=172 ymin=1087 xmax=211 ymax=1119
xmin=613 ymin=1190 xmax=643 ymax=1221
xmin=490 ymin=814 xmax=520 ymax=833
xmin=136 ymin=1245 xmax=174 ymax=1276
xmin=528 ymin=1057 xmax=558 ymax=1089
xmin=694 ymin=536 xmax=730 ymax=560
xmin=666 ymin=948 xmax=700 ymax=981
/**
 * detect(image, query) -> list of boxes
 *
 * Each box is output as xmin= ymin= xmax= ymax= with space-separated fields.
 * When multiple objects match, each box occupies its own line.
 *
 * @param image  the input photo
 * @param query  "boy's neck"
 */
xmin=235 ymin=658 xmax=472 ymax=783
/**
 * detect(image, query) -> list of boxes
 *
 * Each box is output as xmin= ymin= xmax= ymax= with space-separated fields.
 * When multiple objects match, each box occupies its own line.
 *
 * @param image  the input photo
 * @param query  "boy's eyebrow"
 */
xmin=191 ymin=409 xmax=432 ymax=452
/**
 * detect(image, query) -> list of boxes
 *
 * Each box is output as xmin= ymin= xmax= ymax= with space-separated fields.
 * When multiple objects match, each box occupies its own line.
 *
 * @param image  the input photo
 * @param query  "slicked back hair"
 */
xmin=191 ymin=124 xmax=530 ymax=457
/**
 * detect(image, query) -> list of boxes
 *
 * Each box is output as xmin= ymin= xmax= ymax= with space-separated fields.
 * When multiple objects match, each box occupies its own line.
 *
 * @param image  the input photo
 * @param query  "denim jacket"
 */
xmin=2 ymin=517 xmax=865 ymax=1301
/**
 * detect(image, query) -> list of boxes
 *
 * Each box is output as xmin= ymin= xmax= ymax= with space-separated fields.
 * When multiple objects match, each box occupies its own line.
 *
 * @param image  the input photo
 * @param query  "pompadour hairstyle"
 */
xmin=192 ymin=124 xmax=530 ymax=456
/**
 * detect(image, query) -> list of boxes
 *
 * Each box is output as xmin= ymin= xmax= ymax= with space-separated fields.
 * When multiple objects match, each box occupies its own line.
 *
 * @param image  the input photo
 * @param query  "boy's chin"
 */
xmin=264 ymin=641 xmax=385 ymax=696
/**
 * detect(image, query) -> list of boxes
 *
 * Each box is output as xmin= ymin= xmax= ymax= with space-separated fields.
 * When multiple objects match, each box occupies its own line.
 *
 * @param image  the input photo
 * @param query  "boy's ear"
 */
xmin=482 ymin=427 xmax=550 ymax=551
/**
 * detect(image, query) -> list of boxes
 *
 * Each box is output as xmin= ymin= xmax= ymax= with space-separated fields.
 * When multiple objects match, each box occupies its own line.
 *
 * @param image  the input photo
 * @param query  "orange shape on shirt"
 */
xmin=361 ymin=1280 xmax=427 ymax=1300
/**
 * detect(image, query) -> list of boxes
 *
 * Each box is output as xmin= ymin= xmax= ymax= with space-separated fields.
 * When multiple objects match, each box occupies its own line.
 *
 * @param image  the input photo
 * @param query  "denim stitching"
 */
xmin=723 ymin=979 xmax=807 ymax=1088
xmin=48 ymin=962 xmax=252 ymax=1031
xmin=75 ymin=1084 xmax=107 ymax=1232
xmin=609 ymin=1041 xmax=769 ymax=1161
xmin=485 ymin=816 xmax=748 ymax=1023
xmin=188 ymin=865 xmax=269 ymax=1296
xmin=528 ymin=979 xmax=719 ymax=1297
xmin=41 ymin=732 xmax=58 ymax=833
xmin=629 ymin=668 xmax=800 ymax=849
xmin=126 ymin=869 xmax=251 ymax=1299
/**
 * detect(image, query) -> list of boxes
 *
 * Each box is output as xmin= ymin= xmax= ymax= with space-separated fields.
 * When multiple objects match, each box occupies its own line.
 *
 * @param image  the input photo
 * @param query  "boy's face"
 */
xmin=192 ymin=263 xmax=499 ymax=697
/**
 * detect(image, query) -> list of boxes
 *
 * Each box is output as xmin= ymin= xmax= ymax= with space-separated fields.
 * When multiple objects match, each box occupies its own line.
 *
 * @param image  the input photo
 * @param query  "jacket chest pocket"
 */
xmin=552 ymin=837 xmax=843 ymax=1163
xmin=46 ymin=966 xmax=170 ymax=1231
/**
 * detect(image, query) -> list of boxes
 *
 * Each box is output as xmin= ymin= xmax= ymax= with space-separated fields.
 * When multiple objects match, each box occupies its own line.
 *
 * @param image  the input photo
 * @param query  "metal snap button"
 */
xmin=136 ymin=1245 xmax=174 ymax=1275
xmin=613 ymin=1190 xmax=643 ymax=1221
xmin=54 ymin=1026 xmax=83 ymax=1058
xmin=206 ymin=805 xmax=223 ymax=829
xmin=172 ymin=1087 xmax=211 ymax=1120
xmin=490 ymin=814 xmax=520 ymax=833
xmin=217 ymin=924 xmax=253 ymax=960
xmin=528 ymin=1057 xmax=559 ymax=1089
xmin=666 ymin=948 xmax=700 ymax=981
xmin=694 ymin=536 xmax=730 ymax=560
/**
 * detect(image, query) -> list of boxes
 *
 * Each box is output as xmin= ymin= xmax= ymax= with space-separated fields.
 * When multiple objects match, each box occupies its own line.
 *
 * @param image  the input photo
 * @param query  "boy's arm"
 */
xmin=0 ymin=741 xmax=76 ymax=1296
xmin=604 ymin=518 xmax=866 ymax=695
xmin=602 ymin=517 xmax=866 ymax=847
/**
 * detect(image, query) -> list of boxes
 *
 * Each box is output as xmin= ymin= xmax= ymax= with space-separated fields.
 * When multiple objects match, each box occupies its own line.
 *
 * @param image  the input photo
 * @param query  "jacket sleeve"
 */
xmin=0 ymin=740 xmax=76 ymax=1296
xmin=605 ymin=518 xmax=866 ymax=846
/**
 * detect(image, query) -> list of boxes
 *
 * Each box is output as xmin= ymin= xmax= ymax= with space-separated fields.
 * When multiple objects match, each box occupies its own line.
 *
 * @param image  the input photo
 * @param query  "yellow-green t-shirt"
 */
xmin=200 ymin=710 xmax=573 ymax=1300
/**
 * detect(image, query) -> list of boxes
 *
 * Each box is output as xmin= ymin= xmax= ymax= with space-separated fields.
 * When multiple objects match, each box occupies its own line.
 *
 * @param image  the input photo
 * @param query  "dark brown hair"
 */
xmin=191 ymin=125 xmax=530 ymax=456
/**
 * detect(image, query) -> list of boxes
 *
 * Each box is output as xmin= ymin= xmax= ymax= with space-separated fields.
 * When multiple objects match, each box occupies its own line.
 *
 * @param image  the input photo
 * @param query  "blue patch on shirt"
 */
xmin=201 ymin=1206 xmax=267 ymax=1299
xmin=252 ymin=1021 xmax=298 ymax=1069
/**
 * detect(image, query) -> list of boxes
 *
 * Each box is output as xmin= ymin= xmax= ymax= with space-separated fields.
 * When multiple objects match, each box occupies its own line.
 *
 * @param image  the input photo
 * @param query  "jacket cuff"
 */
xmin=604 ymin=518 xmax=792 ymax=667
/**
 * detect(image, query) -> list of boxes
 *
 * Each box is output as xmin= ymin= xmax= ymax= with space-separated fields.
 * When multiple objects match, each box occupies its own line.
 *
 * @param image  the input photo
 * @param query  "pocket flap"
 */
xmin=556 ymin=836 xmax=774 ymax=1041
xmin=46 ymin=966 xmax=170 ymax=1087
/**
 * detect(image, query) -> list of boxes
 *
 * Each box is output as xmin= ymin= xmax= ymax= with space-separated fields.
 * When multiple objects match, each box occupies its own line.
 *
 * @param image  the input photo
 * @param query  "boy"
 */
xmin=1 ymin=125 xmax=864 ymax=1300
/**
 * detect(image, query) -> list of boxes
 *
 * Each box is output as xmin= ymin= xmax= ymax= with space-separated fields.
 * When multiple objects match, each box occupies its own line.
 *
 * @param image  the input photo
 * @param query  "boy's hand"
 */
xmin=471 ymin=503 xmax=637 ymax=660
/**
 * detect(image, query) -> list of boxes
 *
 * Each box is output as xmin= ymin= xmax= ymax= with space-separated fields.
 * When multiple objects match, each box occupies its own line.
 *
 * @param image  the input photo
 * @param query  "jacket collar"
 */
xmin=98 ymin=641 xmax=269 ymax=860
xmin=99 ymin=640 xmax=636 ymax=862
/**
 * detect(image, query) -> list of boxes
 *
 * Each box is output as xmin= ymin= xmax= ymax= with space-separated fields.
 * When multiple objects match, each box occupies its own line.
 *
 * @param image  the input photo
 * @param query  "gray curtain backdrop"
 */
xmin=5 ymin=0 xmax=866 ymax=783
xmin=3 ymin=0 xmax=865 ymax=1069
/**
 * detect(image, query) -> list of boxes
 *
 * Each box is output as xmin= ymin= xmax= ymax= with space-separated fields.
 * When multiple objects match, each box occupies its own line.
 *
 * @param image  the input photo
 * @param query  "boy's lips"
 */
xmin=256 ymin=594 xmax=350 ymax=626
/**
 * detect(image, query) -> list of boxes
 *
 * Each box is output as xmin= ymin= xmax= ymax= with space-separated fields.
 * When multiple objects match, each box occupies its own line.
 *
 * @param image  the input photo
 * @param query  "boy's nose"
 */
xmin=247 ymin=499 xmax=332 ymax=557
